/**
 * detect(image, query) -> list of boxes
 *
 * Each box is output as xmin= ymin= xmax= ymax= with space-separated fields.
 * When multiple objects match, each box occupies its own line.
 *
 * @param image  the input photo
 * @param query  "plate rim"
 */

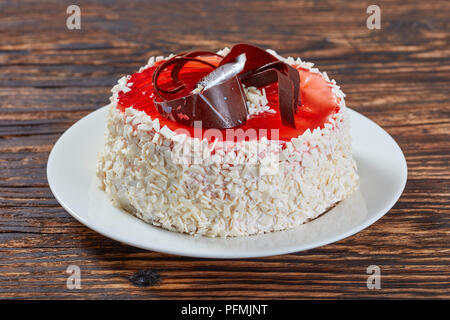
xmin=47 ymin=105 xmax=407 ymax=259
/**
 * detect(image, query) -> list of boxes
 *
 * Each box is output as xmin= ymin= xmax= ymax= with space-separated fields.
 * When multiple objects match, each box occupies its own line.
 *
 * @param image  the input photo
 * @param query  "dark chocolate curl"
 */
xmin=243 ymin=60 xmax=301 ymax=113
xmin=242 ymin=69 xmax=296 ymax=128
xmin=170 ymin=51 xmax=223 ymax=85
xmin=221 ymin=44 xmax=301 ymax=127
xmin=219 ymin=43 xmax=278 ymax=75
xmin=153 ymin=55 xmax=217 ymax=97
xmin=154 ymin=75 xmax=247 ymax=128
xmin=287 ymin=64 xmax=301 ymax=111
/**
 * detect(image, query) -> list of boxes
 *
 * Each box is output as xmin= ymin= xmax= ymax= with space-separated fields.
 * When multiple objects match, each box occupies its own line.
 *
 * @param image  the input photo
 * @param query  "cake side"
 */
xmin=96 ymin=48 xmax=359 ymax=237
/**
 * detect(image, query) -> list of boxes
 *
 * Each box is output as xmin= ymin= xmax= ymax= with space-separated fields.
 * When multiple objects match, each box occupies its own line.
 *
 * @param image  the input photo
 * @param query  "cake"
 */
xmin=96 ymin=44 xmax=359 ymax=237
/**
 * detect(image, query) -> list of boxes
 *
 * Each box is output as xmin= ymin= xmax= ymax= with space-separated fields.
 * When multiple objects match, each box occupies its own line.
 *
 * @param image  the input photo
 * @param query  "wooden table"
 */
xmin=0 ymin=0 xmax=448 ymax=299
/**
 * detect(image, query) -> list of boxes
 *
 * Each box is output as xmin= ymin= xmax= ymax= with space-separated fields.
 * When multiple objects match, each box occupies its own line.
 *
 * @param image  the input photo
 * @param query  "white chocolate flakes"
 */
xmin=244 ymin=86 xmax=274 ymax=118
xmin=97 ymin=48 xmax=359 ymax=237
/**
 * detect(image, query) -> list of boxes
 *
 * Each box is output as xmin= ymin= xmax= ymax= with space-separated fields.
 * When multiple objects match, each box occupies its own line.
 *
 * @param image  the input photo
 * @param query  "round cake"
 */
xmin=96 ymin=44 xmax=359 ymax=237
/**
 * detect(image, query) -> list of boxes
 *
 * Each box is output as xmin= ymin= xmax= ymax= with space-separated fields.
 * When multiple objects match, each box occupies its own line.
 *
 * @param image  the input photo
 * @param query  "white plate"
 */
xmin=47 ymin=105 xmax=407 ymax=258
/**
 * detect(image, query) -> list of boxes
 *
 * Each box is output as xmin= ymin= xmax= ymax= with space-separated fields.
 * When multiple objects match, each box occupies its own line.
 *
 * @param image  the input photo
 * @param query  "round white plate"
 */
xmin=47 ymin=105 xmax=407 ymax=258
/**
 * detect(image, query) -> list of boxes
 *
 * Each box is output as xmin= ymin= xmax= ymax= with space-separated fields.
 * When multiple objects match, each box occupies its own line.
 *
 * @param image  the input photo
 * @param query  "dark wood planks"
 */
xmin=0 ymin=0 xmax=449 ymax=299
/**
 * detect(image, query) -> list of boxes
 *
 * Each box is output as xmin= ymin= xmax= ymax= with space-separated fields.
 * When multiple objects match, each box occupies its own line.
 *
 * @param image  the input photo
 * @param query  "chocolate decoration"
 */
xmin=155 ymin=75 xmax=248 ymax=128
xmin=151 ymin=44 xmax=301 ymax=129
xmin=170 ymin=51 xmax=223 ymax=88
xmin=241 ymin=60 xmax=300 ymax=122
xmin=153 ymin=55 xmax=217 ymax=97
xmin=219 ymin=43 xmax=278 ymax=75
xmin=220 ymin=44 xmax=301 ymax=113
xmin=242 ymin=68 xmax=296 ymax=128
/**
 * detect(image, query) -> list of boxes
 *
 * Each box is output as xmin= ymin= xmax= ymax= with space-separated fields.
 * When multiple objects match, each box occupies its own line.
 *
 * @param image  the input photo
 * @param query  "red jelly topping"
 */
xmin=117 ymin=56 xmax=340 ymax=142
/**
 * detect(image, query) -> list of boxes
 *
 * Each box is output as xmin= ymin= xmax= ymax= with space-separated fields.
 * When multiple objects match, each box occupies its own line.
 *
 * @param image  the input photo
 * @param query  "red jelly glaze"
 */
xmin=117 ymin=57 xmax=340 ymax=142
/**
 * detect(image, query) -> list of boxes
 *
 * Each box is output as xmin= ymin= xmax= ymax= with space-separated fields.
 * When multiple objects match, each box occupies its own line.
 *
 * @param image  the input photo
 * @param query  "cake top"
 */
xmin=115 ymin=44 xmax=342 ymax=141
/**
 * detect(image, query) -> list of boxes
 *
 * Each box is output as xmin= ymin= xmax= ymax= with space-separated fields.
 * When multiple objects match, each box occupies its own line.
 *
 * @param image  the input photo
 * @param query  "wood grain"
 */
xmin=0 ymin=0 xmax=449 ymax=299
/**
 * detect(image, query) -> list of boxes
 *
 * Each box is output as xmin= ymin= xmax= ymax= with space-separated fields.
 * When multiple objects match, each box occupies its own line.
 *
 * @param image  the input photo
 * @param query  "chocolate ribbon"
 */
xmin=152 ymin=44 xmax=301 ymax=129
